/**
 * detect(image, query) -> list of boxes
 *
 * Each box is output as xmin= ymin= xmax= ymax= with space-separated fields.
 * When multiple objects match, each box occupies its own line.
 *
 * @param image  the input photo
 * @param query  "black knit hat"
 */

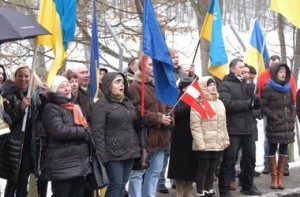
xmin=207 ymin=78 xmax=216 ymax=86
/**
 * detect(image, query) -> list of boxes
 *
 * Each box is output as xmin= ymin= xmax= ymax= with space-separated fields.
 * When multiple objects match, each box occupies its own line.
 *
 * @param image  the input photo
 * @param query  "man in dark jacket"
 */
xmin=218 ymin=58 xmax=262 ymax=197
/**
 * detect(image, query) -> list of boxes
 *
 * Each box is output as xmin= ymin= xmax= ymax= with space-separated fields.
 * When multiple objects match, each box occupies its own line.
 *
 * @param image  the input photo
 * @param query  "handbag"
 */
xmin=132 ymin=127 xmax=150 ymax=170
xmin=86 ymin=136 xmax=110 ymax=190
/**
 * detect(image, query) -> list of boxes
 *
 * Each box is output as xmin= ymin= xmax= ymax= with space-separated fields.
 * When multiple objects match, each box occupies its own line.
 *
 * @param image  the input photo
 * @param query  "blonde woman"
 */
xmin=190 ymin=77 xmax=229 ymax=197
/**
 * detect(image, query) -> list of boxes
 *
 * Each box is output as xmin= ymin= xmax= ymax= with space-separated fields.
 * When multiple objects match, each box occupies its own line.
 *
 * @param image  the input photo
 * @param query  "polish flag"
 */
xmin=181 ymin=80 xmax=215 ymax=119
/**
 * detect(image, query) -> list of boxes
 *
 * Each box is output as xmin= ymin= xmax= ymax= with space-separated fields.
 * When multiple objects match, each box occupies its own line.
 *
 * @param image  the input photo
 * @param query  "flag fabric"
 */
xmin=181 ymin=80 xmax=215 ymax=119
xmin=200 ymin=0 xmax=228 ymax=80
xmin=244 ymin=19 xmax=270 ymax=74
xmin=270 ymin=0 xmax=300 ymax=29
xmin=142 ymin=0 xmax=178 ymax=106
xmin=89 ymin=0 xmax=100 ymax=102
xmin=36 ymin=0 xmax=76 ymax=86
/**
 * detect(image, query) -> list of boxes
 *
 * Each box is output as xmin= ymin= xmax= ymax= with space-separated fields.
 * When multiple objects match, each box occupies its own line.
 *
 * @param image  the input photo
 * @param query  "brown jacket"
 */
xmin=129 ymin=73 xmax=172 ymax=153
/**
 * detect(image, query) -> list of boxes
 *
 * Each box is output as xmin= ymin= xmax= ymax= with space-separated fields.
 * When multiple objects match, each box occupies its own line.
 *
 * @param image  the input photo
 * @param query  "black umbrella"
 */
xmin=0 ymin=7 xmax=49 ymax=44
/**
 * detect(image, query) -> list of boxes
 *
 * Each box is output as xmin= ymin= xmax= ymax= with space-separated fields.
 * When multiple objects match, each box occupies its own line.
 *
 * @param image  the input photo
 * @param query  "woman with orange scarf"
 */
xmin=42 ymin=76 xmax=91 ymax=197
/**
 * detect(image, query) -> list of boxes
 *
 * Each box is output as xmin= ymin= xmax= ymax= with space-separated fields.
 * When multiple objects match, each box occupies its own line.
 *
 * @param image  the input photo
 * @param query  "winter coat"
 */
xmin=257 ymin=68 xmax=297 ymax=103
xmin=0 ymin=80 xmax=34 ymax=181
xmin=91 ymin=72 xmax=140 ymax=163
xmin=218 ymin=73 xmax=259 ymax=135
xmin=42 ymin=93 xmax=90 ymax=181
xmin=31 ymin=87 xmax=49 ymax=180
xmin=76 ymin=86 xmax=92 ymax=122
xmin=190 ymin=77 xmax=229 ymax=151
xmin=168 ymin=100 xmax=197 ymax=181
xmin=261 ymin=63 xmax=295 ymax=144
xmin=129 ymin=72 xmax=172 ymax=153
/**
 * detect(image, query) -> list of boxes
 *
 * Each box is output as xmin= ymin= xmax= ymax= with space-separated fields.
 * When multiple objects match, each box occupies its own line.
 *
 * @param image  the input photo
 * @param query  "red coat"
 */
xmin=257 ymin=69 xmax=297 ymax=103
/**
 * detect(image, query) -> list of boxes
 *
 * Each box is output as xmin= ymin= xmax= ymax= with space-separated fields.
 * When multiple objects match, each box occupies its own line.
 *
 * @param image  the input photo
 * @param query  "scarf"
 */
xmin=110 ymin=93 xmax=125 ymax=102
xmin=61 ymin=103 xmax=88 ymax=128
xmin=268 ymin=79 xmax=291 ymax=93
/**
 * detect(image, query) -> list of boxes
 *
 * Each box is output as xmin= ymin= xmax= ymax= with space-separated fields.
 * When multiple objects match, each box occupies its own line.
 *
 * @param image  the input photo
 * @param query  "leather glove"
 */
xmin=2 ymin=112 xmax=12 ymax=125
xmin=138 ymin=116 xmax=147 ymax=127
xmin=272 ymin=115 xmax=281 ymax=124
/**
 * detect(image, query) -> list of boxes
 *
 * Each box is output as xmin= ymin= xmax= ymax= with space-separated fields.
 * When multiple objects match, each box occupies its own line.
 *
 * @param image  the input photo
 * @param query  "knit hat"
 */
xmin=50 ymin=76 xmax=69 ymax=93
xmin=207 ymin=78 xmax=216 ymax=86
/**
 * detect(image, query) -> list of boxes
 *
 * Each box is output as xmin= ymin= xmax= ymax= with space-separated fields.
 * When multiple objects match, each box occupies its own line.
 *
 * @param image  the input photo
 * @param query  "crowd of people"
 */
xmin=0 ymin=49 xmax=298 ymax=197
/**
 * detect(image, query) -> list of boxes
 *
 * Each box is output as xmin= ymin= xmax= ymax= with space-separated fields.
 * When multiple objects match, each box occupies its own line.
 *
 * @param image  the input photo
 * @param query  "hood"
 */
xmin=0 ymin=80 xmax=19 ymax=96
xmin=101 ymin=72 xmax=131 ymax=99
xmin=198 ymin=76 xmax=219 ymax=101
xmin=132 ymin=70 xmax=154 ymax=85
xmin=269 ymin=63 xmax=291 ymax=84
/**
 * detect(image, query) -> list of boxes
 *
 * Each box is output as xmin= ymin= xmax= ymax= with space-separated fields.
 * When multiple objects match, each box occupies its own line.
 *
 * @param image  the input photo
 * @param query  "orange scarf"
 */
xmin=61 ymin=103 xmax=88 ymax=128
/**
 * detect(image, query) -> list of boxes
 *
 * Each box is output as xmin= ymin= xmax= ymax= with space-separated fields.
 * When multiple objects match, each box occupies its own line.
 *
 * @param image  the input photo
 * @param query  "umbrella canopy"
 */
xmin=0 ymin=7 xmax=49 ymax=44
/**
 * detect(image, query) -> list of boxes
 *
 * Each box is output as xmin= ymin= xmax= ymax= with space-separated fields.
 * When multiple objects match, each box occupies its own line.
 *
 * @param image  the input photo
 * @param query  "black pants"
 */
xmin=195 ymin=157 xmax=218 ymax=193
xmin=5 ymin=151 xmax=33 ymax=197
xmin=269 ymin=143 xmax=288 ymax=155
xmin=218 ymin=134 xmax=256 ymax=196
xmin=37 ymin=180 xmax=48 ymax=197
xmin=52 ymin=177 xmax=86 ymax=197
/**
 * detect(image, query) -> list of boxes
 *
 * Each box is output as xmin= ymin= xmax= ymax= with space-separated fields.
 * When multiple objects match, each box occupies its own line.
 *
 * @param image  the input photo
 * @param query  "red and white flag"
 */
xmin=181 ymin=80 xmax=215 ymax=119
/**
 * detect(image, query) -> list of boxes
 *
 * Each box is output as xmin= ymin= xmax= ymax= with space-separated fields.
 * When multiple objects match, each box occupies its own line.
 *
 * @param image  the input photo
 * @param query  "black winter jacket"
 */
xmin=42 ymin=93 xmax=90 ymax=181
xmin=91 ymin=72 xmax=140 ymax=163
xmin=261 ymin=63 xmax=295 ymax=144
xmin=218 ymin=73 xmax=259 ymax=135
xmin=0 ymin=80 xmax=33 ymax=181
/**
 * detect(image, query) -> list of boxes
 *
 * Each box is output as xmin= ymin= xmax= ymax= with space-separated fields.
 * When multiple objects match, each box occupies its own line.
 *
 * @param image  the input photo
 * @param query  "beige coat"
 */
xmin=190 ymin=77 xmax=229 ymax=151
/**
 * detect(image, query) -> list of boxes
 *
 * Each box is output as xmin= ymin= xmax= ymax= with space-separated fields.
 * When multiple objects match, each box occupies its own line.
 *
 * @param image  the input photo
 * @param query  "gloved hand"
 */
xmin=251 ymin=94 xmax=259 ymax=103
xmin=2 ymin=112 xmax=12 ymax=125
xmin=272 ymin=115 xmax=281 ymax=125
xmin=139 ymin=116 xmax=147 ymax=127
xmin=247 ymin=99 xmax=253 ymax=108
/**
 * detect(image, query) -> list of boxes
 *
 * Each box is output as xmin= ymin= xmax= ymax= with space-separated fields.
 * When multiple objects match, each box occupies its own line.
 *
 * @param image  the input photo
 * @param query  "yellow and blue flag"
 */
xmin=270 ymin=0 xmax=300 ymax=29
xmin=200 ymin=0 xmax=228 ymax=80
xmin=143 ymin=0 xmax=178 ymax=106
xmin=89 ymin=0 xmax=100 ymax=102
xmin=244 ymin=19 xmax=270 ymax=74
xmin=36 ymin=0 xmax=76 ymax=86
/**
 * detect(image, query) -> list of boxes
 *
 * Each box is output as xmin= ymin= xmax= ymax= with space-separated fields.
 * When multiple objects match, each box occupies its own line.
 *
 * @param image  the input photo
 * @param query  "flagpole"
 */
xmin=167 ymin=78 xmax=198 ymax=116
xmin=192 ymin=40 xmax=201 ymax=64
xmin=254 ymin=10 xmax=271 ymax=94
xmin=22 ymin=46 xmax=38 ymax=132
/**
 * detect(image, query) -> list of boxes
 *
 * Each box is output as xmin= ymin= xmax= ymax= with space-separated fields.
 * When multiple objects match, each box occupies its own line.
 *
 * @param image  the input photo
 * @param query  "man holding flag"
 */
xmin=218 ymin=58 xmax=262 ymax=196
xmin=128 ymin=56 xmax=173 ymax=197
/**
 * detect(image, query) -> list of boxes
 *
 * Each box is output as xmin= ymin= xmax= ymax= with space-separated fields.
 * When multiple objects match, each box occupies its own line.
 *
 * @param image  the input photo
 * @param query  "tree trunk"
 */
xmin=189 ymin=0 xmax=210 ymax=77
xmin=277 ymin=14 xmax=287 ymax=63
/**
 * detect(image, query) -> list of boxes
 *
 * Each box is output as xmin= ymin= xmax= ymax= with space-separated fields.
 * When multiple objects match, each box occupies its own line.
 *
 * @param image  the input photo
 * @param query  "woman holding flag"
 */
xmin=190 ymin=77 xmax=229 ymax=197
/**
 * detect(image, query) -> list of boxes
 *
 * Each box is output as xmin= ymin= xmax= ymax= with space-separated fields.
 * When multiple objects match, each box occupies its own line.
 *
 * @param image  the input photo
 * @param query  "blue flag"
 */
xmin=89 ymin=0 xmax=100 ymax=101
xmin=143 ymin=0 xmax=178 ymax=106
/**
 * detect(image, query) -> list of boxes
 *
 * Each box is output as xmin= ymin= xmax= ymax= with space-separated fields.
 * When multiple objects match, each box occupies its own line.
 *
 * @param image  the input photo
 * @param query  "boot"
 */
xmin=277 ymin=154 xmax=288 ymax=189
xmin=268 ymin=155 xmax=278 ymax=189
xmin=183 ymin=181 xmax=193 ymax=197
xmin=175 ymin=180 xmax=184 ymax=197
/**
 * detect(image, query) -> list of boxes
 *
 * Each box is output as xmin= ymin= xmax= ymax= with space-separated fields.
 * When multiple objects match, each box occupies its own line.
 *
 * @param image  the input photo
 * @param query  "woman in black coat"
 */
xmin=91 ymin=72 xmax=140 ymax=197
xmin=42 ymin=75 xmax=91 ymax=197
xmin=167 ymin=77 xmax=197 ymax=197
xmin=0 ymin=65 xmax=42 ymax=197
xmin=261 ymin=63 xmax=295 ymax=190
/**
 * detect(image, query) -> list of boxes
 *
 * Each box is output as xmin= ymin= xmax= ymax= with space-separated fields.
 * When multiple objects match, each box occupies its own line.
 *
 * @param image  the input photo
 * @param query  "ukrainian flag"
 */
xmin=200 ymin=0 xmax=228 ymax=80
xmin=244 ymin=19 xmax=269 ymax=74
xmin=270 ymin=0 xmax=300 ymax=29
xmin=36 ymin=0 xmax=76 ymax=86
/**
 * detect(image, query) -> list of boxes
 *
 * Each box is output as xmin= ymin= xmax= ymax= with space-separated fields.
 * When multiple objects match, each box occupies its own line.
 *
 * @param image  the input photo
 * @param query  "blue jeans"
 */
xmin=128 ymin=170 xmax=145 ymax=197
xmin=128 ymin=150 xmax=164 ymax=197
xmin=218 ymin=134 xmax=256 ymax=196
xmin=105 ymin=159 xmax=134 ymax=197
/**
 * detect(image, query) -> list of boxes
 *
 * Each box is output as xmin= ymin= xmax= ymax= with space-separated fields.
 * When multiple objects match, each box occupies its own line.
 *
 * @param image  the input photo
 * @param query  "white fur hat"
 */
xmin=50 ymin=76 xmax=69 ymax=93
